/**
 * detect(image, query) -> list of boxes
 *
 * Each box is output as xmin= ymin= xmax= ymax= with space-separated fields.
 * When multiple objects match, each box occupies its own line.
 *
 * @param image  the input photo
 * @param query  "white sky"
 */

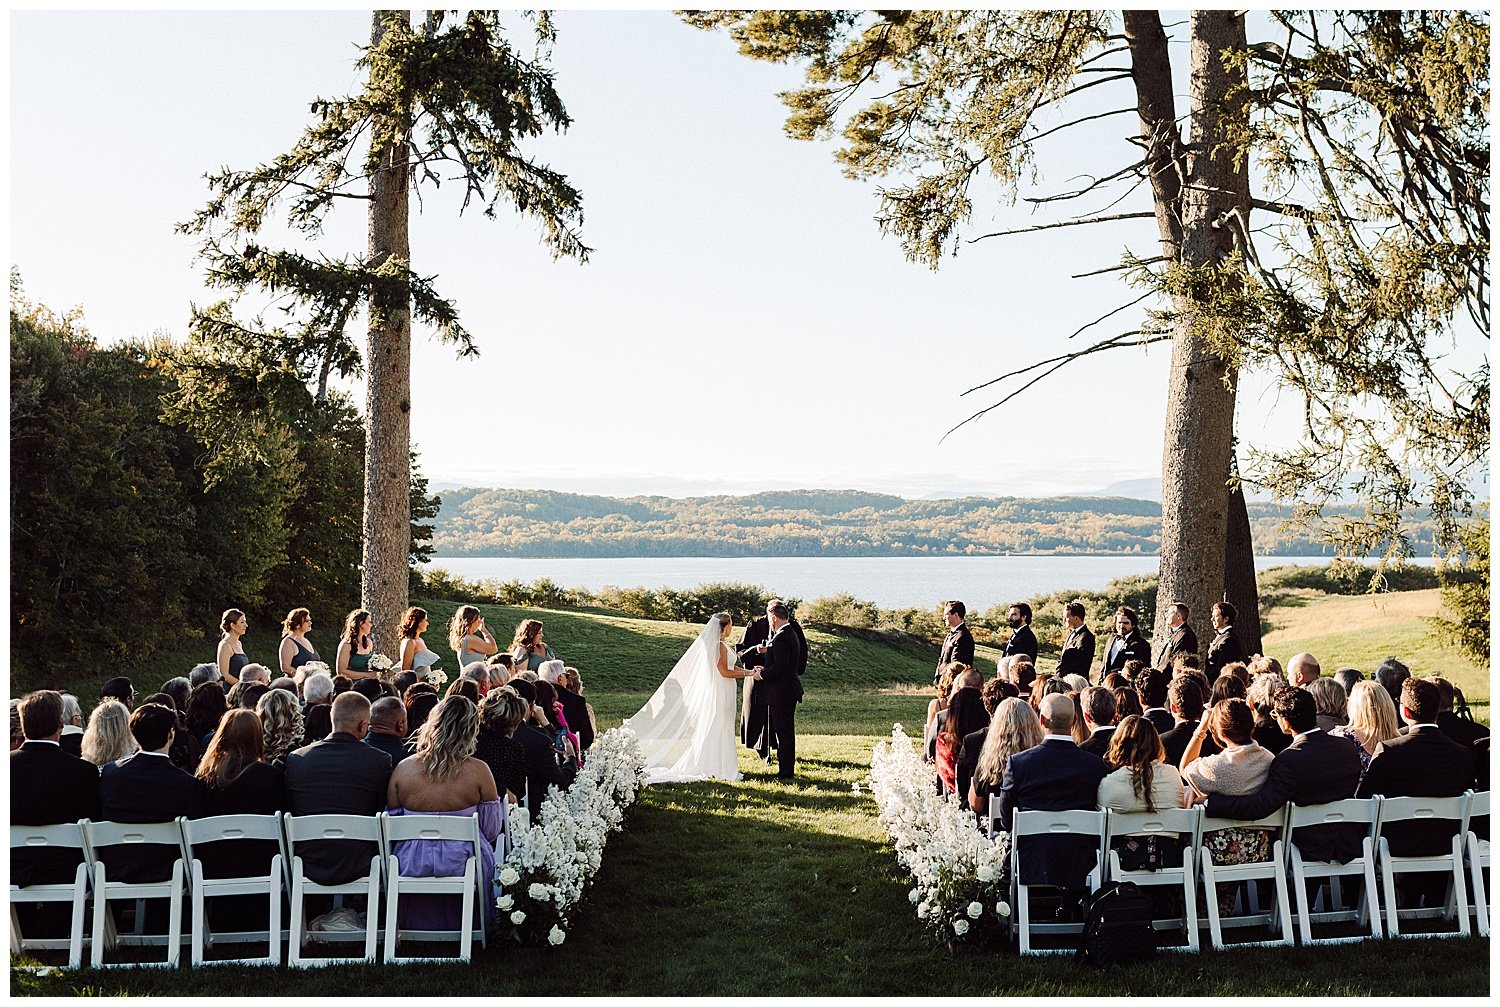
xmin=9 ymin=10 xmax=1376 ymax=499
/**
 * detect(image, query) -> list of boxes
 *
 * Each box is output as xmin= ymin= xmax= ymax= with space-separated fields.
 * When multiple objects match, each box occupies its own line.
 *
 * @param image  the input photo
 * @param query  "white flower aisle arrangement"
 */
xmin=496 ymin=726 xmax=646 ymax=945
xmin=867 ymin=723 xmax=1011 ymax=948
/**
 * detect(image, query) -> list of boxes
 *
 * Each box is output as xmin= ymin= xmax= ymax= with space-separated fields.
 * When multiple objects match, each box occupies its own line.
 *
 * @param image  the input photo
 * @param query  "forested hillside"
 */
xmin=431 ymin=488 xmax=1439 ymax=557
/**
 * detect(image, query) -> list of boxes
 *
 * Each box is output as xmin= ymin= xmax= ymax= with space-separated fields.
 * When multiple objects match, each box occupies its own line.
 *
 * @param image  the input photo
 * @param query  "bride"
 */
xmin=625 ymin=612 xmax=754 ymax=784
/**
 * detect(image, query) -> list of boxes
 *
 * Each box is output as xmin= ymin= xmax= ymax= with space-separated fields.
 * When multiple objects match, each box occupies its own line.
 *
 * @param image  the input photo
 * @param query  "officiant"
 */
xmin=738 ymin=598 xmax=805 ymax=764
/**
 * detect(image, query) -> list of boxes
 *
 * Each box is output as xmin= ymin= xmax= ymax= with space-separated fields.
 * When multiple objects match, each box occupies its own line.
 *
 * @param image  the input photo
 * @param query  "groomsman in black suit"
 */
xmin=1204 ymin=600 xmax=1248 ymax=684
xmin=1101 ymin=605 xmax=1151 ymax=680
xmin=1154 ymin=602 xmax=1199 ymax=672
xmin=934 ymin=601 xmax=975 ymax=686
xmin=1055 ymin=602 xmax=1096 ymax=680
xmin=1003 ymin=603 xmax=1039 ymax=666
xmin=752 ymin=601 xmax=806 ymax=779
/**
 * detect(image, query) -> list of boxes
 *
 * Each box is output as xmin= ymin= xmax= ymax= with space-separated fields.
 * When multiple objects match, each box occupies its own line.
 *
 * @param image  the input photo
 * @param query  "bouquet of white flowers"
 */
xmin=368 ymin=653 xmax=395 ymax=676
xmin=867 ymin=723 xmax=1011 ymax=947
xmin=496 ymin=726 xmax=646 ymax=945
xmin=421 ymin=665 xmax=447 ymax=687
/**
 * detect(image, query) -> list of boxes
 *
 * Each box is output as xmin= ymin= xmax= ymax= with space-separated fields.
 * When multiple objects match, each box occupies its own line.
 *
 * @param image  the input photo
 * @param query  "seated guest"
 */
xmin=81 ymin=699 xmax=138 ymax=766
xmin=1136 ymin=668 xmax=1174 ymax=735
xmin=9 ymin=699 xmax=20 ymax=750
xmin=563 ymin=667 xmax=598 ymax=741
xmin=186 ymin=682 xmax=229 ymax=751
xmin=475 ymin=688 xmax=528 ymax=804
xmin=143 ymin=690 xmax=201 ymax=773
xmin=1248 ymin=673 xmax=1291 ymax=755
xmin=544 ymin=662 xmax=595 ymax=753
xmin=1061 ymin=673 xmax=1091 ymax=694
xmin=351 ymin=677 xmax=387 ymax=704
xmin=460 ymin=663 xmax=491 ymax=696
xmin=533 ymin=680 xmax=579 ymax=767
xmin=925 ymin=663 xmax=962 ymax=760
xmin=1098 ymin=716 xmax=1187 ymax=813
xmin=100 ymin=677 xmax=135 ymax=709
xmin=59 ymin=693 xmax=85 ymax=756
xmin=1179 ymin=698 xmax=1276 ymax=911
xmin=1205 ymin=688 xmax=1362 ymax=864
xmin=188 ymin=662 xmax=222 ymax=691
xmin=406 ymin=691 xmax=440 ymax=742
xmin=1375 ymin=657 xmax=1411 ymax=706
xmin=99 ymin=704 xmax=205 ymax=882
xmin=1430 ymin=677 xmax=1489 ymax=749
xmin=196 ymin=709 xmax=286 ymax=816
xmin=1067 ymin=693 xmax=1089 ymax=745
xmin=1288 ymin=653 xmax=1321 ymax=688
xmin=995 ymin=694 xmax=1110 ymax=894
xmin=391 ymin=670 xmax=420 ymax=699
xmin=508 ymin=678 xmax=577 ymax=820
xmin=955 ymin=679 xmax=1006 ymax=801
xmin=1079 ymin=686 xmax=1118 ymax=758
xmin=1329 ymin=681 xmax=1402 ymax=783
xmin=446 ymin=677 xmax=483 ymax=705
xmin=1113 ymin=687 xmax=1143 ymax=723
xmin=269 ymin=676 xmax=299 ymax=694
xmin=968 ymin=697 xmax=1044 ymax=818
xmin=283 ymin=693 xmax=393 ymax=885
xmin=160 ymin=676 xmax=193 ymax=717
xmin=485 ymin=654 xmax=514 ymax=688
xmin=1333 ymin=666 xmax=1363 ymax=697
xmin=936 ymin=687 xmax=988 ymax=795
xmin=1307 ymin=678 xmax=1348 ymax=733
xmin=1159 ymin=676 xmax=1206 ymax=767
xmin=256 ymin=688 xmax=304 ymax=768
xmin=364 ymin=696 xmax=412 ymax=766
xmin=1171 ymin=652 xmax=1205 ymax=678
xmin=1248 ymin=654 xmax=1284 ymax=679
xmin=1009 ymin=657 xmax=1037 ymax=692
xmin=386 ymin=697 xmax=502 ymax=931
xmin=301 ymin=672 xmax=335 ymax=742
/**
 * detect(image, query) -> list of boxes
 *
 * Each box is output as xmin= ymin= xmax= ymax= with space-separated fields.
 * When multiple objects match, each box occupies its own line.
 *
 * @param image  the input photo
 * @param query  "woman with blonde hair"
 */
xmin=256 ymin=688 xmax=305 ymax=767
xmin=968 ymin=697 xmax=1044 ymax=818
xmin=449 ymin=605 xmax=499 ymax=669
xmin=386 ymin=697 xmax=502 ymax=929
xmin=1330 ymin=680 xmax=1401 ymax=781
xmin=81 ymin=699 xmax=137 ymax=766
xmin=509 ymin=618 xmax=554 ymax=672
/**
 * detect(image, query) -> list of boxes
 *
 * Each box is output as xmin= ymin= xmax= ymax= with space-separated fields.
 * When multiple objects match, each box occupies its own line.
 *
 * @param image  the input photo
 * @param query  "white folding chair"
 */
xmin=180 ymin=813 xmax=287 ymax=966
xmin=283 ymin=814 xmax=382 ymax=967
xmin=1199 ymin=804 xmax=1294 ymax=949
xmin=1374 ymin=794 xmax=1470 ymax=938
xmin=1009 ymin=809 xmax=1105 ymax=955
xmin=1286 ymin=797 xmax=1383 ymax=945
xmin=82 ymin=819 xmax=190 ymax=968
xmin=379 ymin=812 xmax=487 ymax=963
xmin=1103 ymin=806 xmax=1202 ymax=951
xmin=1465 ymin=789 xmax=1490 ymax=936
xmin=10 ymin=822 xmax=92 ymax=969
xmin=986 ymin=796 xmax=1005 ymax=841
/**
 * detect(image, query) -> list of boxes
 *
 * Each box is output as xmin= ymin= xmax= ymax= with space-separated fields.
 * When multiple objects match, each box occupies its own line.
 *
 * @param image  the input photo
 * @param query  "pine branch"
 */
xmin=966 ymin=212 xmax=1155 ymax=243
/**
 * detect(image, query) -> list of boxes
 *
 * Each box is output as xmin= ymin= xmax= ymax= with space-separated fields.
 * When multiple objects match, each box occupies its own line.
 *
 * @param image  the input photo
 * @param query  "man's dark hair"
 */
xmin=19 ymin=690 xmax=64 ymax=740
xmin=332 ymin=675 xmax=354 ymax=696
xmin=1011 ymin=602 xmax=1032 ymax=623
xmin=159 ymin=677 xmax=192 ymax=714
xmin=1375 ymin=658 xmax=1411 ymax=704
xmin=352 ymin=678 xmax=387 ymax=702
xmin=994 ymin=680 xmax=1020 ymax=701
xmin=239 ymin=683 xmax=269 ymax=710
xmin=1116 ymin=605 xmax=1140 ymax=630
xmin=129 ymin=703 xmax=178 ymax=751
xmin=391 ymin=671 xmax=419 ymax=697
xmin=1122 ymin=658 xmax=1146 ymax=682
xmin=1171 ymin=602 xmax=1190 ymax=619
xmin=1333 ymin=667 xmax=1363 ymax=696
xmin=1081 ymin=686 xmax=1117 ymax=727
xmin=1212 ymin=600 xmax=1237 ymax=624
xmin=1428 ymin=677 xmax=1456 ymax=713
xmin=768 ymin=601 xmax=790 ymax=621
xmin=944 ymin=600 xmax=966 ymax=619
xmin=1168 ymin=676 xmax=1205 ymax=721
xmin=1064 ymin=601 xmax=1086 ymax=621
xmin=487 ymin=653 xmax=515 ymax=670
xmin=1400 ymin=678 xmax=1439 ymax=723
xmin=100 ymin=677 xmax=134 ymax=705
xmin=1270 ymin=686 xmax=1317 ymax=734
xmin=1172 ymin=652 xmax=1204 ymax=673
xmin=980 ymin=678 xmax=1006 ymax=716
xmin=508 ymin=677 xmax=537 ymax=705
xmin=1136 ymin=667 xmax=1169 ymax=708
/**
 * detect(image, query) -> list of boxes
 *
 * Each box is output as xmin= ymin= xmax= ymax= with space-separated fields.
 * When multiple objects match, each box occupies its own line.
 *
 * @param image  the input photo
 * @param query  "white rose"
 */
xmin=996 ymin=901 xmax=1012 ymax=918
xmin=966 ymin=901 xmax=984 ymax=919
xmin=497 ymin=895 xmax=513 ymax=910
xmin=499 ymin=867 xmax=520 ymax=886
xmin=952 ymin=918 xmax=970 ymax=936
xmin=510 ymin=910 xmax=526 ymax=925
xmin=976 ymin=864 xmax=995 ymax=883
xmin=547 ymin=925 xmax=566 ymax=945
xmin=908 ymin=888 xmax=921 ymax=905
xmin=916 ymin=902 xmax=929 ymax=918
xmin=528 ymin=882 xmax=549 ymax=901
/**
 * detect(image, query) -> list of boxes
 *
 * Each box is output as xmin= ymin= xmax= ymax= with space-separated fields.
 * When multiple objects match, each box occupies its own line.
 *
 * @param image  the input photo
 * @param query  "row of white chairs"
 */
xmin=11 ymin=808 xmax=509 ymax=970
xmin=991 ymin=790 xmax=1490 ymax=955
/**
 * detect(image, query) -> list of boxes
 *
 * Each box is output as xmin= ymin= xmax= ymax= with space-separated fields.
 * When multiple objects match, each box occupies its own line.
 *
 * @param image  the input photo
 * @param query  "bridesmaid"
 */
xmin=278 ymin=608 xmax=321 ymax=679
xmin=510 ymin=618 xmax=554 ymax=672
xmin=449 ymin=606 xmax=498 ymax=670
xmin=336 ymin=609 xmax=377 ymax=680
xmin=399 ymin=607 xmax=440 ymax=673
xmin=217 ymin=609 xmax=249 ymax=689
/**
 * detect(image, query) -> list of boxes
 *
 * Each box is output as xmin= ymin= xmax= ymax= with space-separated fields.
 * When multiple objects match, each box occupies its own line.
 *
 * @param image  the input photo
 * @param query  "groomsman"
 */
xmin=1003 ymin=603 xmax=1038 ymax=664
xmin=1204 ymin=600 xmax=1248 ymax=684
xmin=1101 ymin=605 xmax=1151 ymax=681
xmin=934 ymin=601 xmax=975 ymax=686
xmin=1154 ymin=602 xmax=1199 ymax=672
xmin=1055 ymin=602 xmax=1096 ymax=680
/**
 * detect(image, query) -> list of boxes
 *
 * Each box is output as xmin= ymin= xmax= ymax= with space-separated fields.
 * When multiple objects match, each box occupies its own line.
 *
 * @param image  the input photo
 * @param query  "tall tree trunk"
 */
xmin=1151 ymin=11 xmax=1249 ymax=648
xmin=362 ymin=9 xmax=412 ymax=655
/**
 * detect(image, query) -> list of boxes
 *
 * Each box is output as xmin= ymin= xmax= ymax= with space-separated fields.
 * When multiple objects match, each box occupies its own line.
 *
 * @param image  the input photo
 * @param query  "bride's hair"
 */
xmin=712 ymin=612 xmax=732 ymax=630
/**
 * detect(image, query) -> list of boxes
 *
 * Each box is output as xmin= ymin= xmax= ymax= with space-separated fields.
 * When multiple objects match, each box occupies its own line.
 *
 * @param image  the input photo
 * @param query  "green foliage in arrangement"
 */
xmin=428 ymin=487 xmax=1447 ymax=558
xmin=1428 ymin=517 xmax=1490 ymax=667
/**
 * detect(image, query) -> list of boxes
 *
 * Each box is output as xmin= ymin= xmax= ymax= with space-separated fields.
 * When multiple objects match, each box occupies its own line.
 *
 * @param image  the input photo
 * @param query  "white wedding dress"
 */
xmin=625 ymin=617 xmax=742 ymax=784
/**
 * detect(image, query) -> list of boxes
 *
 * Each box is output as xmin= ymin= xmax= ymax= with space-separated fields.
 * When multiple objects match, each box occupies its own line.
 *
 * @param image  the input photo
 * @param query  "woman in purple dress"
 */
xmin=386 ymin=696 xmax=503 ymax=932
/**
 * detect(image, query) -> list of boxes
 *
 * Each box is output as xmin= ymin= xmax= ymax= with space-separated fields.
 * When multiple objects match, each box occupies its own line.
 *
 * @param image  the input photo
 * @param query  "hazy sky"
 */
xmin=13 ymin=10 xmax=1338 ymax=498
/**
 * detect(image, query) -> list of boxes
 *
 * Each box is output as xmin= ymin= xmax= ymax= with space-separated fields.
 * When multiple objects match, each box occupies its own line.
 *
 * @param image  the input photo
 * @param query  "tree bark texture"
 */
xmin=362 ymin=9 xmax=413 ymax=655
xmin=1147 ymin=11 xmax=1250 ymax=647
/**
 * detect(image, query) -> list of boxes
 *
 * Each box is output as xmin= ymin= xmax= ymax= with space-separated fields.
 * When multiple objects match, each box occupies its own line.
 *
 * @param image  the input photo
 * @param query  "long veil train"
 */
xmin=624 ymin=616 xmax=741 ymax=784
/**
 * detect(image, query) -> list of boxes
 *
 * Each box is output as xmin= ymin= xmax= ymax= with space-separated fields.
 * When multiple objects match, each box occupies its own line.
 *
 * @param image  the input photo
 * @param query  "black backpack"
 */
xmin=1075 ymin=881 xmax=1156 ymax=967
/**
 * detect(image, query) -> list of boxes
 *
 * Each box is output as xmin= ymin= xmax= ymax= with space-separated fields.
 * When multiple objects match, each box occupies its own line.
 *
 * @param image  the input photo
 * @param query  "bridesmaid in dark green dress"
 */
xmin=217 ymin=608 xmax=250 ymax=689
xmin=337 ymin=608 xmax=377 ymax=680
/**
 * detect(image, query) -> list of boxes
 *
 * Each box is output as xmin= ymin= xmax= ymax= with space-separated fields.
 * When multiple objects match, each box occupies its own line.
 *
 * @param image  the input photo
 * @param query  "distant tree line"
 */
xmin=430 ymin=487 xmax=1442 ymax=558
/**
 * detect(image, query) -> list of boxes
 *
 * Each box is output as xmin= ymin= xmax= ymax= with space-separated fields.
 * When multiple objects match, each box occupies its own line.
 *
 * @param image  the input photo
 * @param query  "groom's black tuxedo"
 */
xmin=760 ymin=621 xmax=807 ymax=778
xmin=740 ymin=617 xmax=806 ymax=762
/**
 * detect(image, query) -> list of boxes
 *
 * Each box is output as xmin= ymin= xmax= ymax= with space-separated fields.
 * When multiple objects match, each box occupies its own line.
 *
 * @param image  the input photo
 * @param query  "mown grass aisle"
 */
xmin=12 ymin=734 xmax=1487 ymax=996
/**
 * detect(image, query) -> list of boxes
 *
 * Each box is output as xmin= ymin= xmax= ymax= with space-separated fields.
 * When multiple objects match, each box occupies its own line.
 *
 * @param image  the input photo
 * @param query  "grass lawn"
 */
xmin=12 ymin=590 xmax=1490 ymax=994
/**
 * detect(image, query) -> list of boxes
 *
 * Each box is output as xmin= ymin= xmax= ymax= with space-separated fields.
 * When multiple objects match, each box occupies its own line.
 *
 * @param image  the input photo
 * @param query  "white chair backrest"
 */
xmin=284 ymin=813 xmax=382 ymax=846
xmin=1199 ymin=803 xmax=1289 ymax=834
xmin=11 ymin=821 xmax=87 ymax=853
xmin=1106 ymin=806 xmax=1199 ymax=839
xmin=1012 ymin=808 xmax=1105 ymax=839
xmin=84 ymin=819 xmax=188 ymax=851
xmin=1378 ymin=794 xmax=1469 ymax=828
xmin=1288 ymin=797 xmax=1379 ymax=832
xmin=1468 ymin=789 xmax=1490 ymax=820
xmin=182 ymin=813 xmax=284 ymax=847
xmin=380 ymin=813 xmax=480 ymax=846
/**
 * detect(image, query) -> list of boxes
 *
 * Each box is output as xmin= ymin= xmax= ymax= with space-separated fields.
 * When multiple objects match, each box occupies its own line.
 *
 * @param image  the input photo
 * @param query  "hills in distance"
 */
xmin=429 ymin=487 xmax=1439 ymax=558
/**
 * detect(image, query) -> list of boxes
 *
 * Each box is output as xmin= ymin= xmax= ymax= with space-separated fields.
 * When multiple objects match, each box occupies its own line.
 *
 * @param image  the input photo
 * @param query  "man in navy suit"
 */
xmin=1205 ymin=687 xmax=1362 ymax=863
xmin=997 ymin=694 xmax=1109 ymax=893
xmin=98 ymin=703 xmax=204 ymax=884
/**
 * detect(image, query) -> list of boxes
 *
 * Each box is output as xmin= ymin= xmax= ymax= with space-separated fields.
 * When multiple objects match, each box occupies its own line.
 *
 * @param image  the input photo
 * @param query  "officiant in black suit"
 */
xmin=739 ymin=599 xmax=806 ymax=763
xmin=752 ymin=601 xmax=807 ymax=779
xmin=934 ymin=601 xmax=975 ymax=686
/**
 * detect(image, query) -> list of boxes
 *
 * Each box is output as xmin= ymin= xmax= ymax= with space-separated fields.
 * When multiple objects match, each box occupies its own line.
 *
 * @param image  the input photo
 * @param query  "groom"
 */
xmin=751 ymin=601 xmax=806 ymax=779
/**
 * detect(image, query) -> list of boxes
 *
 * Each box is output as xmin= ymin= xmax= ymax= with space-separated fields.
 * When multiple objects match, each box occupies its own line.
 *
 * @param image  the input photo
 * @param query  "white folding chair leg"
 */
xmin=384 ymin=856 xmax=400 ymax=964
xmin=1183 ymin=862 xmax=1199 ymax=952
xmin=364 ymin=866 xmax=380 ymax=964
xmin=90 ymin=863 xmax=109 ymax=968
xmin=1469 ymin=833 xmax=1489 ymax=937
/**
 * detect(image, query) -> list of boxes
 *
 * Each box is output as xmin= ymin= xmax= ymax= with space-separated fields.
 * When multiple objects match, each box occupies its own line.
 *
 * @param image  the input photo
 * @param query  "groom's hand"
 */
xmin=753 ymin=669 xmax=763 ymax=680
